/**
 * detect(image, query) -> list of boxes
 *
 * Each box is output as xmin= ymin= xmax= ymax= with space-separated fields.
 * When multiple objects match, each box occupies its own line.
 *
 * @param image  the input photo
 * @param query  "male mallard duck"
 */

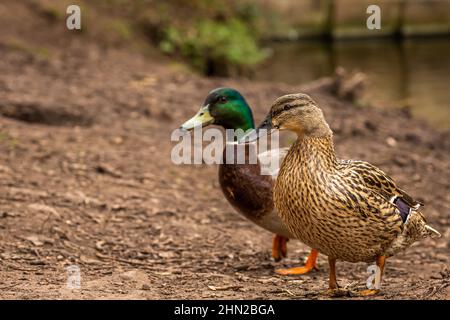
xmin=179 ymin=88 xmax=318 ymax=275
xmin=243 ymin=93 xmax=441 ymax=295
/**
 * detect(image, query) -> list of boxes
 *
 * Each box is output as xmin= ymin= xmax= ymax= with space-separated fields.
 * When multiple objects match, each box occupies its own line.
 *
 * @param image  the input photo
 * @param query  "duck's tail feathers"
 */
xmin=386 ymin=210 xmax=441 ymax=257
xmin=424 ymin=225 xmax=441 ymax=238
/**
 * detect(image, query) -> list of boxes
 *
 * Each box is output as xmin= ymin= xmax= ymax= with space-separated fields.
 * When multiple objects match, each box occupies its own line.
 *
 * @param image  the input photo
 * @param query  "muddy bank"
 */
xmin=0 ymin=43 xmax=449 ymax=299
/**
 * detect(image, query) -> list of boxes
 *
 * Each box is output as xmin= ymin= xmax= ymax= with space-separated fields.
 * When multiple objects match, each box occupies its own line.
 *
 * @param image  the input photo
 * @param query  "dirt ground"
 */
xmin=0 ymin=1 xmax=449 ymax=300
xmin=0 ymin=42 xmax=448 ymax=300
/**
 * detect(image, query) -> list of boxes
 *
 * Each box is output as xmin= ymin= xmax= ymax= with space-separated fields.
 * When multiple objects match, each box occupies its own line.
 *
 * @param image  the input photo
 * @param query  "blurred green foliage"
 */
xmin=139 ymin=0 xmax=267 ymax=76
xmin=8 ymin=40 xmax=50 ymax=61
xmin=0 ymin=131 xmax=18 ymax=147
xmin=159 ymin=19 xmax=266 ymax=76
xmin=25 ymin=0 xmax=450 ymax=77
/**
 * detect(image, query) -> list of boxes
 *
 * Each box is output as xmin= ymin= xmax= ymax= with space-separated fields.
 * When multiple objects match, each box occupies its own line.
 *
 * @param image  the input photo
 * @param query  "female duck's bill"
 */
xmin=179 ymin=104 xmax=214 ymax=131
xmin=238 ymin=114 xmax=276 ymax=144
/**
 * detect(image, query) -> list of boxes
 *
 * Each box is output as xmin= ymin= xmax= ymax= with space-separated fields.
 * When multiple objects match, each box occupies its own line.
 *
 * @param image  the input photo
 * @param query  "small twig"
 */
xmin=208 ymin=285 xmax=243 ymax=291
xmin=424 ymin=281 xmax=449 ymax=299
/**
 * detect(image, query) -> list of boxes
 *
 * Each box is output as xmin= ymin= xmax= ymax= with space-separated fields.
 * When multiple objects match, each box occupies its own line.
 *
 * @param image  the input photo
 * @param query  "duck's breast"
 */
xmin=275 ymin=162 xmax=389 ymax=262
xmin=218 ymin=145 xmax=292 ymax=237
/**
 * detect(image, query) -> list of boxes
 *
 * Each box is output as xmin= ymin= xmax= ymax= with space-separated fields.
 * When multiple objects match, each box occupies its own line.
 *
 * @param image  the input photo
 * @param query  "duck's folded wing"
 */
xmin=341 ymin=160 xmax=425 ymax=225
xmin=327 ymin=181 xmax=404 ymax=245
xmin=257 ymin=147 xmax=289 ymax=180
xmin=343 ymin=160 xmax=422 ymax=207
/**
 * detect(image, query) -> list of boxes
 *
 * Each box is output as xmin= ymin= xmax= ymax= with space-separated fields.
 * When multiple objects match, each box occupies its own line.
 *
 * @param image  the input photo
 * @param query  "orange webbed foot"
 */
xmin=358 ymin=289 xmax=380 ymax=297
xmin=276 ymin=266 xmax=315 ymax=275
xmin=276 ymin=249 xmax=319 ymax=275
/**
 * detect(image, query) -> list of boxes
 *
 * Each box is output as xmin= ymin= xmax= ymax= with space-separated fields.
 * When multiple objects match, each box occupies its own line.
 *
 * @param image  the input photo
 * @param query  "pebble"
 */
xmin=386 ymin=137 xmax=397 ymax=147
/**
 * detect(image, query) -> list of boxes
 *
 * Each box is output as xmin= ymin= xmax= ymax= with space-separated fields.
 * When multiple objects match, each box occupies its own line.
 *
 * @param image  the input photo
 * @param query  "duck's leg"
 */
xmin=328 ymin=257 xmax=338 ymax=290
xmin=275 ymin=249 xmax=319 ymax=275
xmin=326 ymin=257 xmax=349 ymax=297
xmin=272 ymin=235 xmax=288 ymax=262
xmin=359 ymin=255 xmax=386 ymax=296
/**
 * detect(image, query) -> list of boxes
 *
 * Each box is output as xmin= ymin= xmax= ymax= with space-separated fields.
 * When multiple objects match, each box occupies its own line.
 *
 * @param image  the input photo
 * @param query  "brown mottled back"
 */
xmin=264 ymin=93 xmax=440 ymax=263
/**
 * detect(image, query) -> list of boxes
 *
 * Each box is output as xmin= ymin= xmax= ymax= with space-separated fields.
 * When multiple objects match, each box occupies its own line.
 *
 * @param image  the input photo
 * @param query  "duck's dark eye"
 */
xmin=284 ymin=104 xmax=292 ymax=111
xmin=218 ymin=96 xmax=227 ymax=104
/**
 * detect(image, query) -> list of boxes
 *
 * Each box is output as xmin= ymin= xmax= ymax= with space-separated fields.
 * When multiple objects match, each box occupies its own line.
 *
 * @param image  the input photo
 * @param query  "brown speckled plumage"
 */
xmin=260 ymin=93 xmax=441 ymax=265
xmin=180 ymin=88 xmax=321 ymax=272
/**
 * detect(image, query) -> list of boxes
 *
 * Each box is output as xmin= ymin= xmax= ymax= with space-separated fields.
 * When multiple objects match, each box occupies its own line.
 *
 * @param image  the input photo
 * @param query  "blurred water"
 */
xmin=255 ymin=38 xmax=450 ymax=129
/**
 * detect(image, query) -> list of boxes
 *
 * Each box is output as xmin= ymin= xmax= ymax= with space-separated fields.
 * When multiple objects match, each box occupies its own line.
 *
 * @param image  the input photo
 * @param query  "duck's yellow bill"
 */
xmin=179 ymin=105 xmax=214 ymax=131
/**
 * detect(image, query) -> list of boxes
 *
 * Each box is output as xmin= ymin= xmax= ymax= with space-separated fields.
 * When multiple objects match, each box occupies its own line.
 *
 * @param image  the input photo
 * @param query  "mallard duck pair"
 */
xmin=241 ymin=93 xmax=441 ymax=295
xmin=179 ymin=88 xmax=318 ymax=275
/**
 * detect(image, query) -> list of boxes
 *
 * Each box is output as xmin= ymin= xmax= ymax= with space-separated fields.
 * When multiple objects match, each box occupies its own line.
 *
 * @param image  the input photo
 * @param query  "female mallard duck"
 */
xmin=243 ymin=93 xmax=441 ymax=295
xmin=179 ymin=88 xmax=318 ymax=275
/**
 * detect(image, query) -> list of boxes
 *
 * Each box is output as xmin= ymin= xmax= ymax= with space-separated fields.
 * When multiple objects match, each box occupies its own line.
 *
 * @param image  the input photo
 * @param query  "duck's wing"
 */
xmin=340 ymin=160 xmax=423 ymax=222
xmin=342 ymin=160 xmax=422 ymax=205
xmin=257 ymin=147 xmax=289 ymax=180
xmin=338 ymin=160 xmax=441 ymax=250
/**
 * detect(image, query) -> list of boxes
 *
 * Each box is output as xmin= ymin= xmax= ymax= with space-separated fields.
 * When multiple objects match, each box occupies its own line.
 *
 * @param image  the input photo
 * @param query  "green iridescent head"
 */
xmin=180 ymin=87 xmax=255 ymax=132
